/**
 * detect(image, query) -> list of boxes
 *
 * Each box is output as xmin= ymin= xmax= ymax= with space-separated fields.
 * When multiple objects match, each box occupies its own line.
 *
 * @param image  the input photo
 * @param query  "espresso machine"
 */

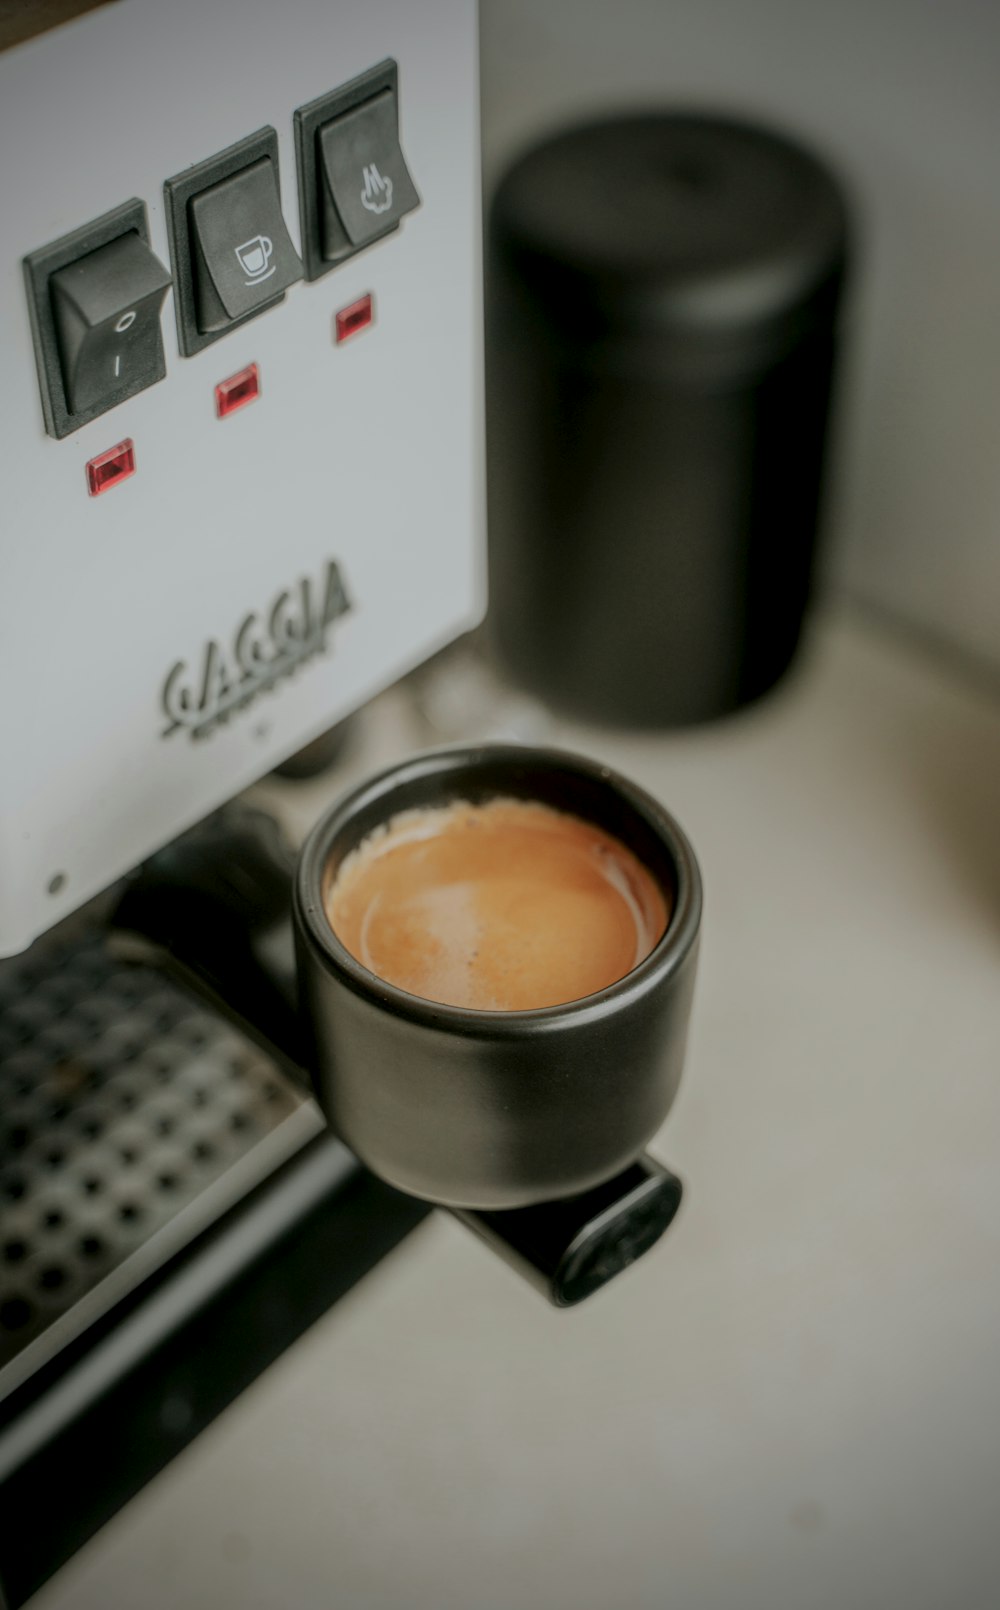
xmin=0 ymin=4 xmax=690 ymax=1602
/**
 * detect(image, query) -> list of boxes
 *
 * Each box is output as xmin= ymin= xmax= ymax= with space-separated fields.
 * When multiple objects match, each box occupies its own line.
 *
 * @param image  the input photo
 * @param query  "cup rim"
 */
xmin=294 ymin=742 xmax=702 ymax=1035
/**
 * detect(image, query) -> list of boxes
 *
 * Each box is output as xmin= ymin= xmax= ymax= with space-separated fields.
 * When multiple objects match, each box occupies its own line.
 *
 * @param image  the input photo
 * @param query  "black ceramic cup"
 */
xmin=293 ymin=745 xmax=701 ymax=1210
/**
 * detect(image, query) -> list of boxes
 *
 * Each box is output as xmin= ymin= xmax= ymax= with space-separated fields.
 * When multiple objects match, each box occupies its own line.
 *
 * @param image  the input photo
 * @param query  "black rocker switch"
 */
xmin=24 ymin=200 xmax=171 ymax=437
xmin=164 ymin=129 xmax=302 ymax=356
xmin=317 ymin=89 xmax=419 ymax=260
xmin=294 ymin=61 xmax=420 ymax=281
xmin=188 ymin=156 xmax=301 ymax=334
xmin=49 ymin=231 xmax=172 ymax=415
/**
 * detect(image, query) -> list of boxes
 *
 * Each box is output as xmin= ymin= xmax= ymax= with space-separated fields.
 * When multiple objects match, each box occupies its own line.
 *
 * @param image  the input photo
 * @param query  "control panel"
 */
xmin=0 ymin=0 xmax=482 ymax=955
xmin=24 ymin=60 xmax=423 ymax=425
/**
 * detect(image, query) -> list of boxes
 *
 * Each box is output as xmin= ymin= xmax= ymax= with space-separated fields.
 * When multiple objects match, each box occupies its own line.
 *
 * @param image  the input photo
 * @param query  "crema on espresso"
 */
xmin=325 ymin=797 xmax=669 ymax=1011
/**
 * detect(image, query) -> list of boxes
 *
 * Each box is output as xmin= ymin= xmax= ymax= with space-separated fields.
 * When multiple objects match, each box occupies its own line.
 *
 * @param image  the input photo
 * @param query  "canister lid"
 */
xmin=490 ymin=112 xmax=850 ymax=376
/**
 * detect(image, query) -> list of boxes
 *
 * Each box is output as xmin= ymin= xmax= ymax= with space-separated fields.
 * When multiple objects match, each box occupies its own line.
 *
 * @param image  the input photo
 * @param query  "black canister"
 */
xmin=486 ymin=112 xmax=851 ymax=726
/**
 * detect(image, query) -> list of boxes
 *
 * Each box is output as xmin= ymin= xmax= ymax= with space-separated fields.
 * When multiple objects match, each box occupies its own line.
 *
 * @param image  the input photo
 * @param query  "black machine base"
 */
xmin=0 ymin=1124 xmax=425 ymax=1608
xmin=0 ymin=919 xmax=427 ymax=1608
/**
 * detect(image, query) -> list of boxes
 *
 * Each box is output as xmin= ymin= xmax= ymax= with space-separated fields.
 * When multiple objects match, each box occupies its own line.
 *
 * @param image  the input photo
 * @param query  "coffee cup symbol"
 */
xmin=235 ymin=234 xmax=275 ymax=284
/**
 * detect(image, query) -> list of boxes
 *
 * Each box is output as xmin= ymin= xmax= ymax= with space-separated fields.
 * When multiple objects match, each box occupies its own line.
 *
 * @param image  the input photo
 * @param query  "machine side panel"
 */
xmin=0 ymin=0 xmax=483 ymax=954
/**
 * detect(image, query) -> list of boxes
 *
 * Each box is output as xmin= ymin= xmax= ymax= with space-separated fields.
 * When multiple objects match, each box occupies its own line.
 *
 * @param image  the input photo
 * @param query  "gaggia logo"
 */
xmin=161 ymin=559 xmax=351 ymax=740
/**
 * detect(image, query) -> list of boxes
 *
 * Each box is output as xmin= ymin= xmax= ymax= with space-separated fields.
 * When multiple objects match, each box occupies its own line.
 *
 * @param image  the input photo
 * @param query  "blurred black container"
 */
xmin=486 ymin=112 xmax=851 ymax=726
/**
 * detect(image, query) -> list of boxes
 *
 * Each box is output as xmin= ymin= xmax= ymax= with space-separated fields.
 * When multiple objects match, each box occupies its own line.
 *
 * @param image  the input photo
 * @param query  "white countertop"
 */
xmin=38 ymin=606 xmax=1000 ymax=1610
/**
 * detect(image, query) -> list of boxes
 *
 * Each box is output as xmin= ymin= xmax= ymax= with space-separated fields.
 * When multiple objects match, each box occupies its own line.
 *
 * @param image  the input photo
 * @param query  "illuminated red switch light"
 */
xmin=215 ymin=362 xmax=260 ymax=418
xmin=86 ymin=438 xmax=136 ymax=497
xmin=335 ymin=293 xmax=374 ymax=343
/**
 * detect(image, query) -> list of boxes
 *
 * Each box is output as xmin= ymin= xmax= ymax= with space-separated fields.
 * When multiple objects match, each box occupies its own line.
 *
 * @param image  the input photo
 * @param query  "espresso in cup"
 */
xmin=295 ymin=745 xmax=701 ymax=1208
xmin=326 ymin=798 xmax=670 ymax=1011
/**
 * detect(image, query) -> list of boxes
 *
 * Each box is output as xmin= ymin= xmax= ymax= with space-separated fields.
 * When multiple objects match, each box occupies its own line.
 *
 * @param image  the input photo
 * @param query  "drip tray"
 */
xmin=0 ymin=927 xmax=324 ymax=1404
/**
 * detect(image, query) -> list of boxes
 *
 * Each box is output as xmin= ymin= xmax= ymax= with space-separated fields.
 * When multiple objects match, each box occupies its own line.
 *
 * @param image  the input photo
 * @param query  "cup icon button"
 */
xmin=235 ymin=234 xmax=275 ymax=284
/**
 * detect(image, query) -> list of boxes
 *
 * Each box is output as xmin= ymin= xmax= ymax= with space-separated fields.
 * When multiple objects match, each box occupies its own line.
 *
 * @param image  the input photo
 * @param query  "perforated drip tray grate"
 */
xmin=0 ymin=928 xmax=324 ymax=1402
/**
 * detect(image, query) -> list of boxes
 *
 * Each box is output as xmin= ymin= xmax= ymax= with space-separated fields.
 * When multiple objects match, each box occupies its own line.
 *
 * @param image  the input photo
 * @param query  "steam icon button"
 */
xmin=360 ymin=164 xmax=393 ymax=215
xmin=317 ymin=87 xmax=420 ymax=261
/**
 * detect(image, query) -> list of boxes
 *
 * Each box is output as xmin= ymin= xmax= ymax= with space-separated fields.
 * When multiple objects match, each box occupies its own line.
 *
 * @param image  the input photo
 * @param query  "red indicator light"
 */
xmin=334 ymin=293 xmax=374 ymax=343
xmin=86 ymin=438 xmax=136 ymax=497
xmin=215 ymin=362 xmax=261 ymax=418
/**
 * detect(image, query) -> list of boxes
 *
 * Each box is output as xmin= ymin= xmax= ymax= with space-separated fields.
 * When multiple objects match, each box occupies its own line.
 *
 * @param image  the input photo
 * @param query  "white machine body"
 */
xmin=0 ymin=0 xmax=482 ymax=955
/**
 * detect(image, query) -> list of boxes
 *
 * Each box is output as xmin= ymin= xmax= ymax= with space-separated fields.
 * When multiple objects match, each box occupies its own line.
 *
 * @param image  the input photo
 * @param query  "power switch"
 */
xmin=188 ymin=157 xmax=302 ymax=333
xmin=24 ymin=200 xmax=169 ymax=438
xmin=50 ymin=232 xmax=172 ymax=415
xmin=317 ymin=89 xmax=419 ymax=260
